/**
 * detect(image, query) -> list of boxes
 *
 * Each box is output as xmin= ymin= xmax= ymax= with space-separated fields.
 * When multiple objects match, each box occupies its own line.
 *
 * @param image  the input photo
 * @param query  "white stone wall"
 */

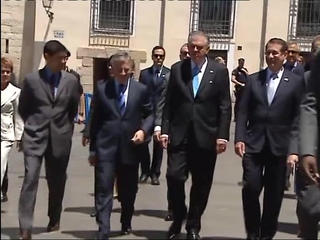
xmin=1 ymin=0 xmax=25 ymax=76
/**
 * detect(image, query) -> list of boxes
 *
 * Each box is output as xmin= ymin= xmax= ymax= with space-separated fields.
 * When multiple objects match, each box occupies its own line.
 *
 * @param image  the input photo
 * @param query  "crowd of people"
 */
xmin=1 ymin=32 xmax=319 ymax=240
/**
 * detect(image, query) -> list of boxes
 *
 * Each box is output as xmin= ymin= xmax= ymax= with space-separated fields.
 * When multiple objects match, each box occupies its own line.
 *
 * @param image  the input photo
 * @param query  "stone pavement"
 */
xmin=1 ymin=124 xmax=311 ymax=239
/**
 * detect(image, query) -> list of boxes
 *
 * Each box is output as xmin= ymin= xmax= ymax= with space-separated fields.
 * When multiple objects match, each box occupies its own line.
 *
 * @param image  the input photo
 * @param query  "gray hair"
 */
xmin=110 ymin=51 xmax=131 ymax=67
xmin=311 ymin=35 xmax=320 ymax=54
xmin=187 ymin=31 xmax=210 ymax=46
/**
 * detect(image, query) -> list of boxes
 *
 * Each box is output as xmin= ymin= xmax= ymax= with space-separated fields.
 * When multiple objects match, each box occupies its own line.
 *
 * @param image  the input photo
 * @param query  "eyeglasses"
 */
xmin=153 ymin=54 xmax=165 ymax=59
xmin=1 ymin=70 xmax=11 ymax=74
xmin=180 ymin=51 xmax=189 ymax=56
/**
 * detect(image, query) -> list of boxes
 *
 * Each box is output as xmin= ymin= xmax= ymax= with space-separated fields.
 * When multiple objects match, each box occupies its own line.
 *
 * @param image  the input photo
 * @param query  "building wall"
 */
xmin=1 ymin=0 xmax=25 ymax=79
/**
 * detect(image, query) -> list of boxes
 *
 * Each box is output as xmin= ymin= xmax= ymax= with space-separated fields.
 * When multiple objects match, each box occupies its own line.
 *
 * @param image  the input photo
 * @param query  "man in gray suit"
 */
xmin=18 ymin=40 xmax=82 ymax=240
xmin=288 ymin=36 xmax=320 ymax=239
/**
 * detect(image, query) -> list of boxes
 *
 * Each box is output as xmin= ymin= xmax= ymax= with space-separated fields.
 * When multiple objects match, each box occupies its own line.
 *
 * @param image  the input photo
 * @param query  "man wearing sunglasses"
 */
xmin=139 ymin=46 xmax=170 ymax=186
xmin=283 ymin=42 xmax=305 ymax=78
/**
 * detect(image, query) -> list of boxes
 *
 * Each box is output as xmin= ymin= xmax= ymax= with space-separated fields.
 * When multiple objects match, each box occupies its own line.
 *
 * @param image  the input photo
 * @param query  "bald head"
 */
xmin=311 ymin=35 xmax=320 ymax=54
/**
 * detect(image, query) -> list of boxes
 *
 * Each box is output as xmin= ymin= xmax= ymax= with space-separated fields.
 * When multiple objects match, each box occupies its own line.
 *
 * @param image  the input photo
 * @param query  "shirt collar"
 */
xmin=45 ymin=66 xmax=61 ymax=80
xmin=191 ymin=57 xmax=207 ymax=71
xmin=267 ymin=67 xmax=284 ymax=79
xmin=153 ymin=65 xmax=163 ymax=74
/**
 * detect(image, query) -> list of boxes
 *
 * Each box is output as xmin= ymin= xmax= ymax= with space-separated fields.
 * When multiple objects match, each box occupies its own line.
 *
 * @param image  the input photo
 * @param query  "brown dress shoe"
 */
xmin=20 ymin=229 xmax=31 ymax=240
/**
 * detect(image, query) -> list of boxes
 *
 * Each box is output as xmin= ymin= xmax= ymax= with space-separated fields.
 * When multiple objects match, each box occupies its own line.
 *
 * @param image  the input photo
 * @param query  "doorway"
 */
xmin=208 ymin=50 xmax=228 ymax=64
xmin=93 ymin=58 xmax=111 ymax=90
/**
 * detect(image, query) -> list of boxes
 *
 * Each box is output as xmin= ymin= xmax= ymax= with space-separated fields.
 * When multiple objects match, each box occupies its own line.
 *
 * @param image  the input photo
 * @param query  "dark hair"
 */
xmin=265 ymin=38 xmax=288 ymax=53
xmin=152 ymin=46 xmax=166 ymax=56
xmin=66 ymin=50 xmax=71 ymax=57
xmin=238 ymin=58 xmax=245 ymax=62
xmin=43 ymin=40 xmax=67 ymax=56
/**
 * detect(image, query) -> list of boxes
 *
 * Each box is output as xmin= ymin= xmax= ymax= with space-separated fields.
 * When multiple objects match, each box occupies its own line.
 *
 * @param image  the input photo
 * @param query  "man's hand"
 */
xmin=77 ymin=114 xmax=85 ymax=124
xmin=154 ymin=130 xmax=161 ymax=142
xmin=160 ymin=135 xmax=169 ymax=149
xmin=16 ymin=141 xmax=22 ymax=152
xmin=131 ymin=130 xmax=145 ymax=145
xmin=216 ymin=139 xmax=227 ymax=154
xmin=287 ymin=154 xmax=298 ymax=169
xmin=300 ymin=155 xmax=319 ymax=184
xmin=242 ymin=68 xmax=249 ymax=75
xmin=82 ymin=137 xmax=90 ymax=147
xmin=235 ymin=141 xmax=245 ymax=158
xmin=88 ymin=154 xmax=97 ymax=166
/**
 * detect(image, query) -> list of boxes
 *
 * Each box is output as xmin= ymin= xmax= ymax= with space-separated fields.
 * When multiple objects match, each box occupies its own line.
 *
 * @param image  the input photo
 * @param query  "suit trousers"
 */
xmin=1 ymin=141 xmax=14 ymax=196
xmin=140 ymin=139 xmax=164 ymax=177
xmin=242 ymin=145 xmax=287 ymax=239
xmin=95 ymin=160 xmax=139 ymax=239
xmin=166 ymin=129 xmax=217 ymax=232
xmin=2 ymin=162 xmax=9 ymax=195
xmin=18 ymin=143 xmax=70 ymax=230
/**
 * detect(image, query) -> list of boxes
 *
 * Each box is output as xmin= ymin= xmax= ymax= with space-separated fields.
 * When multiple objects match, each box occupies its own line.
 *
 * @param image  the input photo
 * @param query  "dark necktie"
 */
xmin=118 ymin=84 xmax=126 ymax=115
xmin=154 ymin=69 xmax=160 ymax=84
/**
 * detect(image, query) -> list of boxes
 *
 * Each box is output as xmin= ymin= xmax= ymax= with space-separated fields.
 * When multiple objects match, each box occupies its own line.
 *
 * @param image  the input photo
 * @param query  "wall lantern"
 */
xmin=42 ymin=0 xmax=54 ymax=21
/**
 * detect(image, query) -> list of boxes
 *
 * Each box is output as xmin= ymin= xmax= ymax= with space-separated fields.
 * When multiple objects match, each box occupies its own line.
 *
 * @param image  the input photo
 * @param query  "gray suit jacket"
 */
xmin=19 ymin=67 xmax=82 ymax=158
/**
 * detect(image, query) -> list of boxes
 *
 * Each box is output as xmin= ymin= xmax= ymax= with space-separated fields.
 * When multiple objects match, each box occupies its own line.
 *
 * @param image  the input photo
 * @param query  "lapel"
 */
xmin=39 ymin=68 xmax=54 ymax=102
xmin=104 ymin=79 xmax=121 ymax=117
xmin=123 ymin=78 xmax=137 ymax=118
xmin=1 ymin=83 xmax=18 ymax=108
xmin=147 ymin=67 xmax=155 ymax=85
xmin=180 ymin=59 xmax=194 ymax=99
xmin=195 ymin=60 xmax=216 ymax=98
xmin=55 ymin=71 xmax=68 ymax=100
xmin=155 ymin=67 xmax=169 ymax=88
xmin=258 ymin=69 xmax=269 ymax=105
xmin=270 ymin=69 xmax=290 ymax=106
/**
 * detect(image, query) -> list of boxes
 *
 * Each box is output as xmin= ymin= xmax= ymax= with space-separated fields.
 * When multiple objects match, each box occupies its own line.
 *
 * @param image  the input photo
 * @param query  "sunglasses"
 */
xmin=1 ymin=70 xmax=11 ymax=74
xmin=153 ymin=54 xmax=165 ymax=59
xmin=180 ymin=51 xmax=189 ymax=55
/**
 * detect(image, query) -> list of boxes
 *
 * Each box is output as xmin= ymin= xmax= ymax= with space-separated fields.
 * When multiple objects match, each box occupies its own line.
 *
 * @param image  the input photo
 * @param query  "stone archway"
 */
xmin=76 ymin=47 xmax=147 ymax=93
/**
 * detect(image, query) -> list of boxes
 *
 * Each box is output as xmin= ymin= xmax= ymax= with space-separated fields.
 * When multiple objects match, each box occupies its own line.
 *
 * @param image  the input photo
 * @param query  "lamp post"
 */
xmin=42 ymin=0 xmax=54 ymax=21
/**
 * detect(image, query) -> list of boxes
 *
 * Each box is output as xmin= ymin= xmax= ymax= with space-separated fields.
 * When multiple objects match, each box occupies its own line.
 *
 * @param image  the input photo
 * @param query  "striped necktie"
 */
xmin=118 ymin=84 xmax=126 ymax=115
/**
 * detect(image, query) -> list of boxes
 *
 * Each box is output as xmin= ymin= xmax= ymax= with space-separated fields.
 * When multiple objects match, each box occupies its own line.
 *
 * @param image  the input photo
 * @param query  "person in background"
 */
xmin=154 ymin=43 xmax=189 ymax=222
xmin=214 ymin=56 xmax=225 ymax=65
xmin=1 ymin=57 xmax=24 ymax=203
xmin=89 ymin=52 xmax=153 ymax=239
xmin=283 ymin=42 xmax=305 ymax=78
xmin=232 ymin=58 xmax=249 ymax=122
xmin=18 ymin=40 xmax=82 ymax=240
xmin=64 ymin=50 xmax=85 ymax=124
xmin=139 ymin=46 xmax=170 ymax=185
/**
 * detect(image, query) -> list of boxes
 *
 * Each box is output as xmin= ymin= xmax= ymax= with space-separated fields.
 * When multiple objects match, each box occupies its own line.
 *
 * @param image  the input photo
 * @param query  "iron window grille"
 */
xmin=190 ymin=0 xmax=236 ymax=38
xmin=90 ymin=0 xmax=134 ymax=35
xmin=288 ymin=0 xmax=320 ymax=40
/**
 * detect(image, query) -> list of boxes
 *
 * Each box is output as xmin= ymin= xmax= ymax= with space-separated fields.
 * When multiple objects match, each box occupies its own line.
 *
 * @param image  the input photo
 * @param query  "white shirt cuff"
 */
xmin=154 ymin=126 xmax=161 ymax=132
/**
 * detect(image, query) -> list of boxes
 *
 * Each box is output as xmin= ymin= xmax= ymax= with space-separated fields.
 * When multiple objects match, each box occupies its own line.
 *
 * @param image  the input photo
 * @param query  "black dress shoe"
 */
xmin=151 ymin=177 xmax=160 ymax=185
xmin=139 ymin=174 xmax=149 ymax=183
xmin=186 ymin=229 xmax=201 ymax=240
xmin=120 ymin=225 xmax=132 ymax=235
xmin=164 ymin=212 xmax=173 ymax=221
xmin=1 ymin=194 xmax=8 ymax=202
xmin=246 ymin=233 xmax=259 ymax=240
xmin=20 ymin=229 xmax=31 ymax=240
xmin=167 ymin=221 xmax=182 ymax=239
xmin=47 ymin=222 xmax=60 ymax=232
xmin=90 ymin=210 xmax=96 ymax=217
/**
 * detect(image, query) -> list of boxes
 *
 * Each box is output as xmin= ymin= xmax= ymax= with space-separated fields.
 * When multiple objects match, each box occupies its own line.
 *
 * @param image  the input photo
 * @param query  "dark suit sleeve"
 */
xmin=89 ymin=89 xmax=103 ymax=153
xmin=138 ymin=71 xmax=145 ymax=85
xmin=288 ymin=77 xmax=306 ymax=155
xmin=161 ymin=66 xmax=176 ymax=135
xmin=18 ymin=78 xmax=32 ymax=122
xmin=217 ymin=67 xmax=232 ymax=140
xmin=140 ymin=87 xmax=154 ymax=134
xmin=154 ymin=76 xmax=169 ymax=127
xmin=234 ymin=75 xmax=253 ymax=143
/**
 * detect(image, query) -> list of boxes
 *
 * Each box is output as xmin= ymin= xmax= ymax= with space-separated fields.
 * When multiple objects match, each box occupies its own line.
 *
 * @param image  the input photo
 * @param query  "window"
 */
xmin=296 ymin=0 xmax=320 ymax=37
xmin=190 ymin=0 xmax=236 ymax=38
xmin=91 ymin=0 xmax=134 ymax=35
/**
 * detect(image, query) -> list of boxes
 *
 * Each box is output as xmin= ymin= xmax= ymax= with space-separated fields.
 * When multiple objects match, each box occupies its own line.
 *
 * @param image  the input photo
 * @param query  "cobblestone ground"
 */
xmin=1 ymin=124 xmax=315 ymax=239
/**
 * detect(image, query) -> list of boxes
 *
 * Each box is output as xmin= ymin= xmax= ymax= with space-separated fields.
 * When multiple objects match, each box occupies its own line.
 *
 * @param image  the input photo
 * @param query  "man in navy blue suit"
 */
xmin=89 ymin=51 xmax=154 ymax=239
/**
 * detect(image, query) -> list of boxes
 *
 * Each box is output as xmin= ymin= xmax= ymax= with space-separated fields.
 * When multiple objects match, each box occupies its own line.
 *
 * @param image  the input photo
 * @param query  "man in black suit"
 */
xmin=283 ymin=42 xmax=305 ymax=78
xmin=89 ymin=52 xmax=154 ymax=239
xmin=234 ymin=38 xmax=305 ymax=240
xmin=161 ymin=31 xmax=232 ymax=239
xmin=139 ymin=46 xmax=170 ymax=185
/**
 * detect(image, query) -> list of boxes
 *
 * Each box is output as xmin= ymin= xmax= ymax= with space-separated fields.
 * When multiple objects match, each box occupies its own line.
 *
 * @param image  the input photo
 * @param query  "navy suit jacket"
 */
xmin=89 ymin=78 xmax=154 ymax=165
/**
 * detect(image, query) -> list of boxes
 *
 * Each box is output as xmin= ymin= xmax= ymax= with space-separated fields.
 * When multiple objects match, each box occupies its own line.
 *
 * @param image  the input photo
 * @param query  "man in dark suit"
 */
xmin=234 ymin=38 xmax=305 ymax=240
xmin=161 ymin=31 xmax=232 ymax=239
xmin=283 ymin=42 xmax=305 ymax=78
xmin=139 ymin=46 xmax=170 ymax=185
xmin=18 ymin=40 xmax=82 ymax=240
xmin=287 ymin=36 xmax=320 ymax=239
xmin=154 ymin=43 xmax=189 ymax=222
xmin=89 ymin=52 xmax=154 ymax=239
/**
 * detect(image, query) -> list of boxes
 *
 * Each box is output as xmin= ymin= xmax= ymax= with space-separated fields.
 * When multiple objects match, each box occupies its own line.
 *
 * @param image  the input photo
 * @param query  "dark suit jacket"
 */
xmin=161 ymin=58 xmax=232 ymax=150
xmin=154 ymin=78 xmax=169 ymax=127
xmin=139 ymin=65 xmax=170 ymax=113
xmin=19 ymin=68 xmax=82 ymax=157
xmin=235 ymin=68 xmax=305 ymax=156
xmin=284 ymin=62 xmax=305 ymax=78
xmin=89 ymin=78 xmax=154 ymax=165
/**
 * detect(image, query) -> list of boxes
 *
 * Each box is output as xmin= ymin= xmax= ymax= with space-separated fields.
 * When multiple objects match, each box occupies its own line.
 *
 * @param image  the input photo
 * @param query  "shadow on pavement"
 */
xmin=278 ymin=221 xmax=320 ymax=235
xmin=112 ymin=208 xmax=168 ymax=219
xmin=283 ymin=193 xmax=297 ymax=200
xmin=62 ymin=230 xmax=121 ymax=239
xmin=1 ymin=227 xmax=47 ymax=239
xmin=64 ymin=206 xmax=93 ymax=215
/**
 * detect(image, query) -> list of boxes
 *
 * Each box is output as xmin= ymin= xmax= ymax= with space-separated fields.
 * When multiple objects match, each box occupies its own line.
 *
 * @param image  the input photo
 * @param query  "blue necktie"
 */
xmin=267 ymin=72 xmax=278 ymax=105
xmin=154 ymin=69 xmax=160 ymax=84
xmin=118 ymin=84 xmax=126 ymax=115
xmin=192 ymin=66 xmax=200 ymax=97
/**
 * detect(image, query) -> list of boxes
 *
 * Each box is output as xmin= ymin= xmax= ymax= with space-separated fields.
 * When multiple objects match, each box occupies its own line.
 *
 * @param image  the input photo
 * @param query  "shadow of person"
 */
xmin=62 ymin=230 xmax=132 ymax=239
xmin=277 ymin=222 xmax=299 ymax=235
xmin=64 ymin=206 xmax=94 ymax=215
xmin=1 ymin=227 xmax=47 ymax=240
xmin=112 ymin=208 xmax=168 ymax=220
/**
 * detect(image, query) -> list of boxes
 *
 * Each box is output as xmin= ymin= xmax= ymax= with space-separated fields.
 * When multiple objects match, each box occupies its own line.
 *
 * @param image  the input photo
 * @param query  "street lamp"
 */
xmin=42 ymin=0 xmax=54 ymax=21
